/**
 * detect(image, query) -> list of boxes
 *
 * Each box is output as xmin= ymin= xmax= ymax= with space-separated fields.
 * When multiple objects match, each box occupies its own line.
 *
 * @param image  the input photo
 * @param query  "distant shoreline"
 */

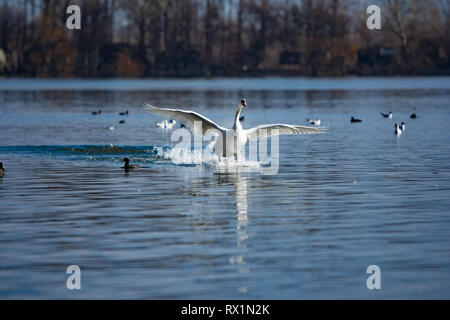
xmin=2 ymin=69 xmax=450 ymax=79
xmin=1 ymin=76 xmax=449 ymax=92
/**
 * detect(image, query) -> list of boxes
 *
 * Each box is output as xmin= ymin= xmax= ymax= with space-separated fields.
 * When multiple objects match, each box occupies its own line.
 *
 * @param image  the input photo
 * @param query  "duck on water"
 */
xmin=306 ymin=118 xmax=321 ymax=126
xmin=381 ymin=111 xmax=393 ymax=119
xmin=394 ymin=123 xmax=403 ymax=136
xmin=122 ymin=158 xmax=139 ymax=171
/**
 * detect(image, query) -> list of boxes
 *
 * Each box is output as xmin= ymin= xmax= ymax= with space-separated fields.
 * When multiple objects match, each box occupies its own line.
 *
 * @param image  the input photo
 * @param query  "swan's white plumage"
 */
xmin=246 ymin=124 xmax=325 ymax=140
xmin=144 ymin=101 xmax=325 ymax=158
xmin=145 ymin=103 xmax=225 ymax=135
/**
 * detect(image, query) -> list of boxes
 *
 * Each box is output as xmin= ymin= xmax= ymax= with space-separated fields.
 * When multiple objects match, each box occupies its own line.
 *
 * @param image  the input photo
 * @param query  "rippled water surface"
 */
xmin=0 ymin=78 xmax=449 ymax=299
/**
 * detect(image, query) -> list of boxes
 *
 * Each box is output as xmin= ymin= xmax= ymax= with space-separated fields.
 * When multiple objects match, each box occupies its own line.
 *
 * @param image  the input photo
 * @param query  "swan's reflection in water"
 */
xmin=215 ymin=166 xmax=256 ymax=294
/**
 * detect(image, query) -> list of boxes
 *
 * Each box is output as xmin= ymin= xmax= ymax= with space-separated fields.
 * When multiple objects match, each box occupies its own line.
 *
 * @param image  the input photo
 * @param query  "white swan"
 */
xmin=144 ymin=99 xmax=325 ymax=159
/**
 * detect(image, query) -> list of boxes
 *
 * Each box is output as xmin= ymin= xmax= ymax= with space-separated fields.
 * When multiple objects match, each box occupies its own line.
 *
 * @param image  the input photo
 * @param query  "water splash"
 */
xmin=0 ymin=145 xmax=262 ymax=168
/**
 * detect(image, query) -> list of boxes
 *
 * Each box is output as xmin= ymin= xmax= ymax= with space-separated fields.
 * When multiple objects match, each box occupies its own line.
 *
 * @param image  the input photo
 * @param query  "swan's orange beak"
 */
xmin=241 ymin=99 xmax=247 ymax=107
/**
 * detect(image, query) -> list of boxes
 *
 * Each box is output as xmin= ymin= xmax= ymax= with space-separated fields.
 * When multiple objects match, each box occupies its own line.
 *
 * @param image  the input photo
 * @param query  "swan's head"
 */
xmin=0 ymin=162 xmax=3 ymax=169
xmin=240 ymin=99 xmax=247 ymax=108
xmin=122 ymin=157 xmax=130 ymax=164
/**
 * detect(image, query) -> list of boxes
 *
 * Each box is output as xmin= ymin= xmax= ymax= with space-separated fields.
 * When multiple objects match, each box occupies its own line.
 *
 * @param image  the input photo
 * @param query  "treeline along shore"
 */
xmin=0 ymin=0 xmax=449 ymax=78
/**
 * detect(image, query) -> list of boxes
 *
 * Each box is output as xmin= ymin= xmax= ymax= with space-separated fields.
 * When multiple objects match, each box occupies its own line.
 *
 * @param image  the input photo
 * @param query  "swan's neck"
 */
xmin=233 ymin=105 xmax=244 ymax=130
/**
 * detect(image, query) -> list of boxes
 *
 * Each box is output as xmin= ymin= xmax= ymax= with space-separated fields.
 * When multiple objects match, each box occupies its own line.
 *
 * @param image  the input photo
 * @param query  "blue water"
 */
xmin=0 ymin=78 xmax=450 ymax=299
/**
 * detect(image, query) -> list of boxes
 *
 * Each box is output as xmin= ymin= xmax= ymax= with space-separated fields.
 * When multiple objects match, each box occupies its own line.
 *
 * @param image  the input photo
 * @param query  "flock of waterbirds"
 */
xmin=91 ymin=109 xmax=130 ymax=131
xmin=349 ymin=112 xmax=417 ymax=132
xmin=305 ymin=110 xmax=417 ymax=137
xmin=87 ymin=109 xmax=140 ymax=170
xmin=0 ymin=102 xmax=419 ymax=176
xmin=349 ymin=110 xmax=417 ymax=137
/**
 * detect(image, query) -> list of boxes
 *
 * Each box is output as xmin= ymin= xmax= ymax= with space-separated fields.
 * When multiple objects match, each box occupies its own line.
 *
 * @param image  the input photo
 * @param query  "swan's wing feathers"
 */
xmin=143 ymin=103 xmax=225 ymax=134
xmin=247 ymin=124 xmax=326 ymax=141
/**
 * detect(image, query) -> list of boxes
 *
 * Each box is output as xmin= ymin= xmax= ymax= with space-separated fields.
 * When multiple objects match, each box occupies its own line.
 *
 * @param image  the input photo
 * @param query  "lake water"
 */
xmin=0 ymin=77 xmax=449 ymax=299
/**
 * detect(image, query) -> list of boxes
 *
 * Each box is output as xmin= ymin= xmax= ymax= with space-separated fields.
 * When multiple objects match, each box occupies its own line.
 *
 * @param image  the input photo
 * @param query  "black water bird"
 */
xmin=0 ymin=162 xmax=5 ymax=177
xmin=410 ymin=113 xmax=417 ymax=119
xmin=239 ymin=116 xmax=245 ymax=122
xmin=119 ymin=110 xmax=129 ymax=116
xmin=351 ymin=117 xmax=362 ymax=123
xmin=119 ymin=120 xmax=125 ymax=124
xmin=381 ymin=111 xmax=393 ymax=119
xmin=92 ymin=110 xmax=102 ymax=115
xmin=122 ymin=158 xmax=139 ymax=171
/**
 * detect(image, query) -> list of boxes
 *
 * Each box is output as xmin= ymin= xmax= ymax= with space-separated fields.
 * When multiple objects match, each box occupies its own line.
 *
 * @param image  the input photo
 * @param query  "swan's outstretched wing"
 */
xmin=246 ymin=124 xmax=326 ymax=141
xmin=143 ymin=103 xmax=226 ymax=135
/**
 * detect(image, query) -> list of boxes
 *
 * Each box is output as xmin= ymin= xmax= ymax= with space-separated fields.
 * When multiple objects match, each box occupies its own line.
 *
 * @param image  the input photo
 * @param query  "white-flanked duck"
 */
xmin=306 ymin=118 xmax=321 ymax=126
xmin=394 ymin=123 xmax=402 ymax=136
xmin=381 ymin=111 xmax=393 ymax=119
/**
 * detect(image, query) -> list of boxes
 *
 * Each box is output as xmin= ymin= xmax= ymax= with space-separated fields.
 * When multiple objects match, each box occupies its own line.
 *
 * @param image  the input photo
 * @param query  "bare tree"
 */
xmin=0 ymin=0 xmax=448 ymax=77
